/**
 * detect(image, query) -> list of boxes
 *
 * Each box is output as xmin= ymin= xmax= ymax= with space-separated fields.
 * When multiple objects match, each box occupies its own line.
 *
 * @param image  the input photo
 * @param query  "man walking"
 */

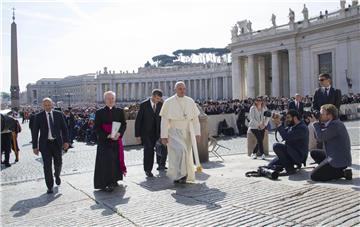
xmin=32 ymin=98 xmax=69 ymax=194
xmin=135 ymin=89 xmax=166 ymax=177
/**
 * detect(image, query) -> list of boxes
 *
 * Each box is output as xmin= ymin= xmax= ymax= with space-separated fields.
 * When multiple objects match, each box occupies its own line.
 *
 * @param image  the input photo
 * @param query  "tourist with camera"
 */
xmin=310 ymin=104 xmax=352 ymax=181
xmin=268 ymin=109 xmax=309 ymax=174
xmin=248 ymin=96 xmax=270 ymax=159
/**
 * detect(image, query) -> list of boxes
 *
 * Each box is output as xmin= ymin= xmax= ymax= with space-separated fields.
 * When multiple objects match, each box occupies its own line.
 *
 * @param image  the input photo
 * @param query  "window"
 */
xmin=318 ymin=52 xmax=332 ymax=75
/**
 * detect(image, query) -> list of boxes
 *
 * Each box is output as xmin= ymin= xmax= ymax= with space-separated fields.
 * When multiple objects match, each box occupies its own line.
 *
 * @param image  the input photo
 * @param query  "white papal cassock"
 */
xmin=160 ymin=95 xmax=201 ymax=182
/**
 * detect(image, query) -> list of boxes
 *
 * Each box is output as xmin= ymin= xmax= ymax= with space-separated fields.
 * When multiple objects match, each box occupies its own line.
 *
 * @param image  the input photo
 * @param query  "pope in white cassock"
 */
xmin=160 ymin=81 xmax=201 ymax=184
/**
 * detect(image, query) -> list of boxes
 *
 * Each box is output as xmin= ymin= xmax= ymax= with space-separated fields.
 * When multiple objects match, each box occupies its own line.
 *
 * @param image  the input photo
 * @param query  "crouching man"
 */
xmin=310 ymin=104 xmax=352 ymax=181
xmin=268 ymin=109 xmax=309 ymax=175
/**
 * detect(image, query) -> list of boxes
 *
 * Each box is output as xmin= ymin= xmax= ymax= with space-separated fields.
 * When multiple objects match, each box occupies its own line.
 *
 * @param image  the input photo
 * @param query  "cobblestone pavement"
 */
xmin=1 ymin=120 xmax=359 ymax=226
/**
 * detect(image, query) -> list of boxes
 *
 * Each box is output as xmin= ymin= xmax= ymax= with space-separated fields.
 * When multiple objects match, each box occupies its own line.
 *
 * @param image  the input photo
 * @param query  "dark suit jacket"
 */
xmin=32 ymin=110 xmax=69 ymax=152
xmin=313 ymin=87 xmax=341 ymax=111
xmin=288 ymin=101 xmax=304 ymax=117
xmin=277 ymin=121 xmax=309 ymax=164
xmin=135 ymin=99 xmax=162 ymax=140
xmin=314 ymin=119 xmax=352 ymax=168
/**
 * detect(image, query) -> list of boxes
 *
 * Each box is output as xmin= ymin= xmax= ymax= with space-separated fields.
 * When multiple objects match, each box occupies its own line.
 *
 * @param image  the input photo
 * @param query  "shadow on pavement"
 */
xmin=91 ymin=185 xmax=130 ymax=216
xmin=10 ymin=187 xmax=61 ymax=217
xmin=201 ymin=161 xmax=225 ymax=170
xmin=171 ymin=182 xmax=226 ymax=210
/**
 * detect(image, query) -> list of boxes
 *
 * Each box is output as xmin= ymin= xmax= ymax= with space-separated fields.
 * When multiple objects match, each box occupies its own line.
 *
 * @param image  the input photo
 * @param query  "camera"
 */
xmin=263 ymin=110 xmax=272 ymax=118
xmin=303 ymin=110 xmax=320 ymax=120
xmin=1 ymin=114 xmax=17 ymax=133
xmin=258 ymin=166 xmax=279 ymax=180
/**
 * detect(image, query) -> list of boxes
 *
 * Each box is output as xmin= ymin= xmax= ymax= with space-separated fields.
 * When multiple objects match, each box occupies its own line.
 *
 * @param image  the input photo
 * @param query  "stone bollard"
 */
xmin=197 ymin=111 xmax=209 ymax=163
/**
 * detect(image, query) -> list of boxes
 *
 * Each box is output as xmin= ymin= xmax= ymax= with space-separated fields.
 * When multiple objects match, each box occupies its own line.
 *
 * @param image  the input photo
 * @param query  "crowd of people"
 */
xmin=1 ymin=74 xmax=358 ymax=193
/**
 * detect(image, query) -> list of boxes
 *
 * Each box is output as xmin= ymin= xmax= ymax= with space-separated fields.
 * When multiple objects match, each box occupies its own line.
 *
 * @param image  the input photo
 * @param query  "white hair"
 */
xmin=42 ymin=97 xmax=53 ymax=103
xmin=103 ymin=91 xmax=116 ymax=100
xmin=174 ymin=81 xmax=186 ymax=90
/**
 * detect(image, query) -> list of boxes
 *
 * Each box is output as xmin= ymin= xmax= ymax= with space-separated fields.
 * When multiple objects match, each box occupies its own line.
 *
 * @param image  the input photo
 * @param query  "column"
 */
xmin=288 ymin=48 xmax=298 ymax=96
xmin=205 ymin=79 xmax=208 ymax=100
xmin=247 ymin=55 xmax=255 ymax=98
xmin=271 ymin=51 xmax=280 ymax=97
xmin=194 ymin=79 xmax=198 ymax=100
xmin=258 ymin=56 xmax=266 ymax=96
xmin=125 ymin=83 xmax=129 ymax=101
xmin=301 ymin=47 xmax=311 ymax=96
xmin=223 ymin=76 xmax=228 ymax=100
xmin=131 ymin=82 xmax=136 ymax=100
xmin=188 ymin=80 xmax=192 ymax=98
xmin=96 ymin=83 xmax=102 ymax=103
xmin=145 ymin=81 xmax=149 ymax=98
xmin=200 ymin=79 xmax=204 ymax=100
xmin=231 ymin=55 xmax=242 ymax=99
xmin=214 ymin=77 xmax=218 ymax=100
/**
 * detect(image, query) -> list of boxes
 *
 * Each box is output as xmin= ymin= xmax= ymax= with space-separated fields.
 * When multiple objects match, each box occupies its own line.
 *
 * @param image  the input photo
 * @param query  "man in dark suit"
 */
xmin=32 ymin=98 xmax=69 ymax=194
xmin=64 ymin=109 xmax=76 ymax=148
xmin=135 ymin=89 xmax=166 ymax=177
xmin=313 ymin=73 xmax=341 ymax=111
xmin=310 ymin=104 xmax=352 ymax=181
xmin=288 ymin=93 xmax=304 ymax=118
xmin=268 ymin=109 xmax=309 ymax=174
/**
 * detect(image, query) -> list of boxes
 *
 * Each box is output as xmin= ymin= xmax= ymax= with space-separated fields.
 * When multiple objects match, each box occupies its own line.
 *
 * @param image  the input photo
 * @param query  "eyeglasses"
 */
xmin=318 ymin=79 xmax=326 ymax=81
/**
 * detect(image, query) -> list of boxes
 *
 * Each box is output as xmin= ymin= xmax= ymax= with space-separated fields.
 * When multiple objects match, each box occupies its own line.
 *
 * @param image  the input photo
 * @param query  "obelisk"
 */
xmin=10 ymin=8 xmax=20 ymax=111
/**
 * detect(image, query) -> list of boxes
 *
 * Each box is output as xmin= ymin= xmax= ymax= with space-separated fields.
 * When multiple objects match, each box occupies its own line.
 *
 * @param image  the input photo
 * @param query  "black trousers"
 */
xmin=143 ymin=136 xmax=165 ymax=173
xmin=237 ymin=117 xmax=246 ymax=136
xmin=251 ymin=129 xmax=265 ymax=155
xmin=268 ymin=143 xmax=296 ymax=172
xmin=41 ymin=140 xmax=62 ymax=189
xmin=310 ymin=149 xmax=345 ymax=181
xmin=1 ymin=133 xmax=12 ymax=164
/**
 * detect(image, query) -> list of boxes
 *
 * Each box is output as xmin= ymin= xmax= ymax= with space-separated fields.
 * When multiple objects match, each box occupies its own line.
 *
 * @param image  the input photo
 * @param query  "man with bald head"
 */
xmin=160 ymin=81 xmax=201 ymax=184
xmin=32 ymin=98 xmax=69 ymax=194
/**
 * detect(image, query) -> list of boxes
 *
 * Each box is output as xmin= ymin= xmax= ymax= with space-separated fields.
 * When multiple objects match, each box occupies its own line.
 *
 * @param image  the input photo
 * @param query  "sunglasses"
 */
xmin=318 ymin=78 xmax=327 ymax=81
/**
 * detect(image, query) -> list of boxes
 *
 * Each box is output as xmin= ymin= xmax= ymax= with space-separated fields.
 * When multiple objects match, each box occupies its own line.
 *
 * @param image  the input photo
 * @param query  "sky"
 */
xmin=1 ymin=0 xmax=341 ymax=92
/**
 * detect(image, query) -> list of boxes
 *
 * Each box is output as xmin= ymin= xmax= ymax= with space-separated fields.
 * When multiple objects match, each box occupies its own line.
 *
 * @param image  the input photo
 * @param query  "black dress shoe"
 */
xmin=4 ymin=163 xmax=11 ymax=168
xmin=47 ymin=188 xmax=54 ymax=194
xmin=111 ymin=182 xmax=119 ymax=187
xmin=55 ymin=176 xmax=61 ymax=186
xmin=104 ymin=186 xmax=114 ymax=192
xmin=15 ymin=159 xmax=19 ymax=162
xmin=146 ymin=172 xmax=154 ymax=177
xmin=343 ymin=169 xmax=352 ymax=180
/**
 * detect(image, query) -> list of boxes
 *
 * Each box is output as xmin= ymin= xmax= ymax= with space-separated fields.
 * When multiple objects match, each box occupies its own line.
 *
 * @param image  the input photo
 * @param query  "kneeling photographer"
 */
xmin=310 ymin=104 xmax=352 ymax=181
xmin=268 ymin=109 xmax=309 ymax=175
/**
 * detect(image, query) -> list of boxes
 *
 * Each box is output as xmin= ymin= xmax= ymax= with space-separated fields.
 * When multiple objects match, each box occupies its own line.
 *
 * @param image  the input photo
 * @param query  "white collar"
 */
xmin=322 ymin=86 xmax=331 ymax=90
xmin=46 ymin=110 xmax=53 ymax=114
xmin=324 ymin=119 xmax=332 ymax=127
xmin=150 ymin=98 xmax=155 ymax=107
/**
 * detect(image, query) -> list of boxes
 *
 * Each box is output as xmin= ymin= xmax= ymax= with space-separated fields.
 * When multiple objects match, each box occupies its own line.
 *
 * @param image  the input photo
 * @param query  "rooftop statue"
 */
xmin=289 ymin=8 xmax=295 ymax=23
xmin=302 ymin=4 xmax=309 ymax=21
xmin=271 ymin=14 xmax=276 ymax=27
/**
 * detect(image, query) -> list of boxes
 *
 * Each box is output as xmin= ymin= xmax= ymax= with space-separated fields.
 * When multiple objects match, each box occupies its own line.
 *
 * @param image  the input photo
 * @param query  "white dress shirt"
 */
xmin=46 ymin=110 xmax=55 ymax=140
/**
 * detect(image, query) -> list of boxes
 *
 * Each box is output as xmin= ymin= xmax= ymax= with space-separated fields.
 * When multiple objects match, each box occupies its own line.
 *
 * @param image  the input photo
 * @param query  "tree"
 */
xmin=151 ymin=55 xmax=177 ymax=67
xmin=1 ymin=92 xmax=10 ymax=99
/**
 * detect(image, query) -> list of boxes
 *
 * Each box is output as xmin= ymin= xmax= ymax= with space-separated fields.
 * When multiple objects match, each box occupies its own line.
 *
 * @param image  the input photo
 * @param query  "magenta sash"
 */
xmin=101 ymin=123 xmax=127 ymax=176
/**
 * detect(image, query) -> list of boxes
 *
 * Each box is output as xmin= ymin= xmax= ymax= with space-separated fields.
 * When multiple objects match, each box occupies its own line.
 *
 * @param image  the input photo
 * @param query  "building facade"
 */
xmin=95 ymin=64 xmax=231 ymax=103
xmin=26 ymin=74 xmax=96 ymax=106
xmin=229 ymin=2 xmax=360 ymax=99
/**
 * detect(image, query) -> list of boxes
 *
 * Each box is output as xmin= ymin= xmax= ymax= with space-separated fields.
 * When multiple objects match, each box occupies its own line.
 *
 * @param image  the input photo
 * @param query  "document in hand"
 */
xmin=111 ymin=121 xmax=121 ymax=138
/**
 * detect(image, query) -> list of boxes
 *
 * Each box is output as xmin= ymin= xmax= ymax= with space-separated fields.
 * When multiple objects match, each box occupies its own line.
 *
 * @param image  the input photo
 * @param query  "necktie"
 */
xmin=325 ymin=88 xmax=329 ymax=96
xmin=153 ymin=103 xmax=156 ymax=113
xmin=48 ymin=112 xmax=56 ymax=138
xmin=297 ymin=102 xmax=299 ymax=109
